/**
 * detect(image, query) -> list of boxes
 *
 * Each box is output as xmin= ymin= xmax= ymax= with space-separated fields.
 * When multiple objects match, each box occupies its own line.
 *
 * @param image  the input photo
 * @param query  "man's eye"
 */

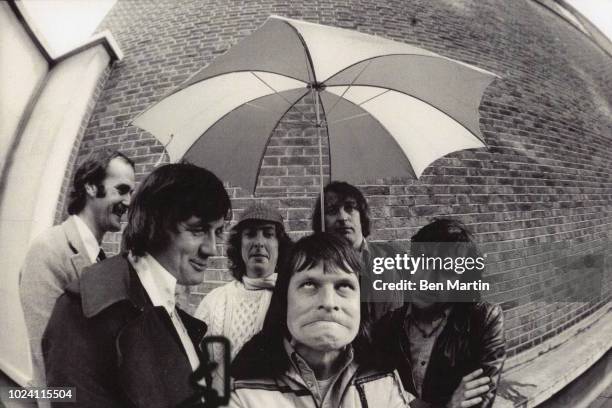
xmin=116 ymin=186 xmax=131 ymax=195
xmin=344 ymin=203 xmax=357 ymax=213
xmin=337 ymin=282 xmax=356 ymax=292
xmin=215 ymin=228 xmax=224 ymax=238
xmin=324 ymin=206 xmax=338 ymax=215
xmin=190 ymin=229 xmax=205 ymax=236
xmin=299 ymin=281 xmax=315 ymax=289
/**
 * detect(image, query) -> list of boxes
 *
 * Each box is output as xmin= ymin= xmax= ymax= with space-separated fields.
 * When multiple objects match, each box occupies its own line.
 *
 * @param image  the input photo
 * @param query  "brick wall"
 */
xmin=54 ymin=64 xmax=113 ymax=225
xmin=69 ymin=0 xmax=612 ymax=357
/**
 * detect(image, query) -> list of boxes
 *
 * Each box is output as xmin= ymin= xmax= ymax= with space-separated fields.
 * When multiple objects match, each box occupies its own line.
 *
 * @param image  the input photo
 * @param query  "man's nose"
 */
xmin=318 ymin=285 xmax=339 ymax=311
xmin=199 ymin=233 xmax=218 ymax=257
xmin=122 ymin=191 xmax=133 ymax=206
xmin=253 ymin=231 xmax=265 ymax=246
xmin=337 ymin=206 xmax=350 ymax=221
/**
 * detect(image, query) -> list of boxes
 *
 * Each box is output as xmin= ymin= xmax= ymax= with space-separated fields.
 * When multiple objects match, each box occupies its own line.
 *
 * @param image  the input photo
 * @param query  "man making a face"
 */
xmin=312 ymin=181 xmax=404 ymax=324
xmin=20 ymin=149 xmax=135 ymax=393
xmin=43 ymin=163 xmax=231 ymax=407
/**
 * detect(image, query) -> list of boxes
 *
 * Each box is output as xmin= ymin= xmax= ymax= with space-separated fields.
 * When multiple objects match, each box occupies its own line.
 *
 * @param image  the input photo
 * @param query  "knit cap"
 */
xmin=238 ymin=203 xmax=284 ymax=226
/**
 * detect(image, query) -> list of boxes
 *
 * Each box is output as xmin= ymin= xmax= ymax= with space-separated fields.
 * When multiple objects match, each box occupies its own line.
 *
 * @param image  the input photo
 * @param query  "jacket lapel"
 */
xmin=116 ymin=306 xmax=196 ymax=408
xmin=114 ymin=270 xmax=206 ymax=408
xmin=79 ymin=256 xmax=208 ymax=408
xmin=116 ymin=268 xmax=194 ymax=408
xmin=62 ymin=217 xmax=92 ymax=278
xmin=177 ymin=308 xmax=207 ymax=351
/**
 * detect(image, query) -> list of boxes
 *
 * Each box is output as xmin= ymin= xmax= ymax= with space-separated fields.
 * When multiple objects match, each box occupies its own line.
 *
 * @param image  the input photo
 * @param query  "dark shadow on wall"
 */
xmin=497 ymin=378 xmax=537 ymax=407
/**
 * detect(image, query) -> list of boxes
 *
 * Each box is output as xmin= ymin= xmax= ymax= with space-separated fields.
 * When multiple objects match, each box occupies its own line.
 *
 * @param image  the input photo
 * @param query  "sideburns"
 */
xmin=95 ymin=183 xmax=107 ymax=198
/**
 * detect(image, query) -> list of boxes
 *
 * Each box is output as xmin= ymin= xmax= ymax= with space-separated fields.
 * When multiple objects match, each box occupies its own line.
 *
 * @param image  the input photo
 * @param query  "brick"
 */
xmin=62 ymin=0 xmax=612 ymax=358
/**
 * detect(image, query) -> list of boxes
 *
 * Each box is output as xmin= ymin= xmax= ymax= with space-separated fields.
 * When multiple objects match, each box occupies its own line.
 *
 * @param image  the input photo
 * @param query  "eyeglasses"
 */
xmin=324 ymin=200 xmax=359 ymax=216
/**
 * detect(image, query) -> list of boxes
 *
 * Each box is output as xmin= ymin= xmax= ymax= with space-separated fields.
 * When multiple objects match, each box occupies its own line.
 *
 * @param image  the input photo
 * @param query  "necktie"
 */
xmin=96 ymin=248 xmax=107 ymax=262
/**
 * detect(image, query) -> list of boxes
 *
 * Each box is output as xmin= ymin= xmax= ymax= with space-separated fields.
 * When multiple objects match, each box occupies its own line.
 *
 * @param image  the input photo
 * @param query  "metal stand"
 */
xmin=179 ymin=336 xmax=231 ymax=408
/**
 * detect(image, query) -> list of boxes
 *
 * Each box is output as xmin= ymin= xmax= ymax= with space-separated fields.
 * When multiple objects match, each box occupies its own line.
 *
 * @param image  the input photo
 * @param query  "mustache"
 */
xmin=112 ymin=203 xmax=128 ymax=217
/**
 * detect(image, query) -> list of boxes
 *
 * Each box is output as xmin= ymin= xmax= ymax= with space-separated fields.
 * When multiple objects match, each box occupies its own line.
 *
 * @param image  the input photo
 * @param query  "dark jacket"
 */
xmin=373 ymin=302 xmax=505 ymax=408
xmin=42 ymin=255 xmax=208 ymax=408
xmin=361 ymin=240 xmax=406 ymax=324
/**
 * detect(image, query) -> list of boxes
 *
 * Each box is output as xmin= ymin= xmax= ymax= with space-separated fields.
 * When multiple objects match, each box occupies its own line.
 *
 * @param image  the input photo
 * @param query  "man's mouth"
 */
xmin=189 ymin=259 xmax=207 ymax=271
xmin=336 ymin=227 xmax=353 ymax=234
xmin=111 ymin=203 xmax=128 ymax=218
xmin=305 ymin=319 xmax=344 ymax=328
xmin=250 ymin=252 xmax=269 ymax=260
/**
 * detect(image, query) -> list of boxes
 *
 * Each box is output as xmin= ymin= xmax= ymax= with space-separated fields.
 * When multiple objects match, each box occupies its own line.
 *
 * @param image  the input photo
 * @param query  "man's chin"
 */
xmin=309 ymin=336 xmax=352 ymax=352
xmin=108 ymin=222 xmax=122 ymax=232
xmin=246 ymin=265 xmax=273 ymax=278
xmin=338 ymin=232 xmax=359 ymax=248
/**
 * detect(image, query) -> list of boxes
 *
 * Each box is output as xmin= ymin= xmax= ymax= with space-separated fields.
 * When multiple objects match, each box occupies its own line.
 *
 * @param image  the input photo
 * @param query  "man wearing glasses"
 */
xmin=312 ymin=181 xmax=404 ymax=324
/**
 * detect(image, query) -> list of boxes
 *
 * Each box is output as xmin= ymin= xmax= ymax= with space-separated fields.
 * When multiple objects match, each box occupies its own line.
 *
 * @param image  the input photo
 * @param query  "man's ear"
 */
xmin=85 ymin=183 xmax=98 ymax=198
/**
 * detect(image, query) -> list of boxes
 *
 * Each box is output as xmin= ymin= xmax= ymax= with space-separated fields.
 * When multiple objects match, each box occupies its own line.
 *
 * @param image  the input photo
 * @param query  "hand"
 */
xmin=445 ymin=368 xmax=490 ymax=408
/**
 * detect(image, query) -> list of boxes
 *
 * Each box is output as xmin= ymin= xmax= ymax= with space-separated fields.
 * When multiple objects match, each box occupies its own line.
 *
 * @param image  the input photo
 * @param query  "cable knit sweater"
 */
xmin=195 ymin=280 xmax=273 ymax=390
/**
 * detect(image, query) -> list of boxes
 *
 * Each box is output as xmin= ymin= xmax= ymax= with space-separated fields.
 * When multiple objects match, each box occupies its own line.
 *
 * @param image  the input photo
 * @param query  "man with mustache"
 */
xmin=20 ymin=149 xmax=135 ymax=398
xmin=195 ymin=203 xmax=292 ymax=390
xmin=312 ymin=181 xmax=405 ymax=325
xmin=42 ymin=163 xmax=231 ymax=407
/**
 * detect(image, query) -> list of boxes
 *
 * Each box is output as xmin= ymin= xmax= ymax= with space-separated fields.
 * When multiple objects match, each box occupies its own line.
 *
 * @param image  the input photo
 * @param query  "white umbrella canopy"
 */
xmin=133 ymin=15 xmax=498 ymax=193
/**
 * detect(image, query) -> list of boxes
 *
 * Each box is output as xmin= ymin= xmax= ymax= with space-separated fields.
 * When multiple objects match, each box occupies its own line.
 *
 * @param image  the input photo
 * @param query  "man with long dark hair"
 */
xmin=374 ymin=219 xmax=506 ymax=408
xmin=312 ymin=181 xmax=405 ymax=325
xmin=230 ymin=233 xmax=412 ymax=407
xmin=43 ymin=163 xmax=231 ymax=407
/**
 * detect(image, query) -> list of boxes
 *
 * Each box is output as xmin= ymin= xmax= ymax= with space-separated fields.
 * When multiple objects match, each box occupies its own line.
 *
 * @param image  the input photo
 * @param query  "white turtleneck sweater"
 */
xmin=195 ymin=276 xmax=275 ymax=392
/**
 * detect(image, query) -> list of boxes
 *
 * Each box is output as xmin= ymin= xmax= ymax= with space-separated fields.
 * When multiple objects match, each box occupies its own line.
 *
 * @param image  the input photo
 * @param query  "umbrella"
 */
xmin=133 ymin=15 xmax=497 ymax=203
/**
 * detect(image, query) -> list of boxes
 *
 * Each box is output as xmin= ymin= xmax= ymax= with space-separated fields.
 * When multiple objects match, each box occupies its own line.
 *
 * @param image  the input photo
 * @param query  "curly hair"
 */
xmin=226 ymin=219 xmax=292 ymax=281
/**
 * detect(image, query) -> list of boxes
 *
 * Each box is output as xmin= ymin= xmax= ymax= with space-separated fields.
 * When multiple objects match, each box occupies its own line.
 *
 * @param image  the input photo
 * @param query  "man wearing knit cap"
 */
xmin=195 ymin=203 xmax=292 ymax=389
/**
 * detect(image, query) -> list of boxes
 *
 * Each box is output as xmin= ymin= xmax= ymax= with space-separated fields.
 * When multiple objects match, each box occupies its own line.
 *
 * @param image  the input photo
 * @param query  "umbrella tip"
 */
xmin=307 ymin=82 xmax=326 ymax=91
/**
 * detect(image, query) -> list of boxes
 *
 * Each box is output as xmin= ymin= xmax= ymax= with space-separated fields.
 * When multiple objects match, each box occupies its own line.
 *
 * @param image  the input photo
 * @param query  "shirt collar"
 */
xmin=283 ymin=338 xmax=354 ymax=379
xmin=129 ymin=253 xmax=177 ymax=315
xmin=405 ymin=303 xmax=452 ymax=322
xmin=358 ymin=237 xmax=369 ymax=254
xmin=72 ymin=215 xmax=100 ymax=263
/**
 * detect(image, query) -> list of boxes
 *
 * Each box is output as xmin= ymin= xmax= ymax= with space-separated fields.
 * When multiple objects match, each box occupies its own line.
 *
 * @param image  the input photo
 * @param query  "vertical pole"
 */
xmin=313 ymin=87 xmax=325 ymax=232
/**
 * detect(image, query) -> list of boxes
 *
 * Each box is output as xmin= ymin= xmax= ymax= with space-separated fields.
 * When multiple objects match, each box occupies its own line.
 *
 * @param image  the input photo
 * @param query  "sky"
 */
xmin=567 ymin=0 xmax=612 ymax=39
xmin=18 ymin=0 xmax=612 ymax=57
xmin=19 ymin=0 xmax=117 ymax=57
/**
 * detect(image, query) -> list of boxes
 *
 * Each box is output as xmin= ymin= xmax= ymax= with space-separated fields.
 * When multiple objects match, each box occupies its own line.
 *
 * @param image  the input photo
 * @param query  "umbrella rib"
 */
xmin=323 ymin=90 xmax=388 ymax=125
xmin=326 ymin=112 xmax=371 ymax=125
xmin=356 ymin=89 xmax=390 ymax=106
xmin=250 ymin=72 xmax=313 ymax=121
xmin=324 ymin=60 xmax=373 ymax=117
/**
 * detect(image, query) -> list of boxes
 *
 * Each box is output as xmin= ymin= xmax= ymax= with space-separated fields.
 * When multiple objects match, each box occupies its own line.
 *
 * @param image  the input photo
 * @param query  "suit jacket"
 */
xmin=42 ymin=255 xmax=208 ymax=408
xmin=19 ymin=217 xmax=92 ymax=390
